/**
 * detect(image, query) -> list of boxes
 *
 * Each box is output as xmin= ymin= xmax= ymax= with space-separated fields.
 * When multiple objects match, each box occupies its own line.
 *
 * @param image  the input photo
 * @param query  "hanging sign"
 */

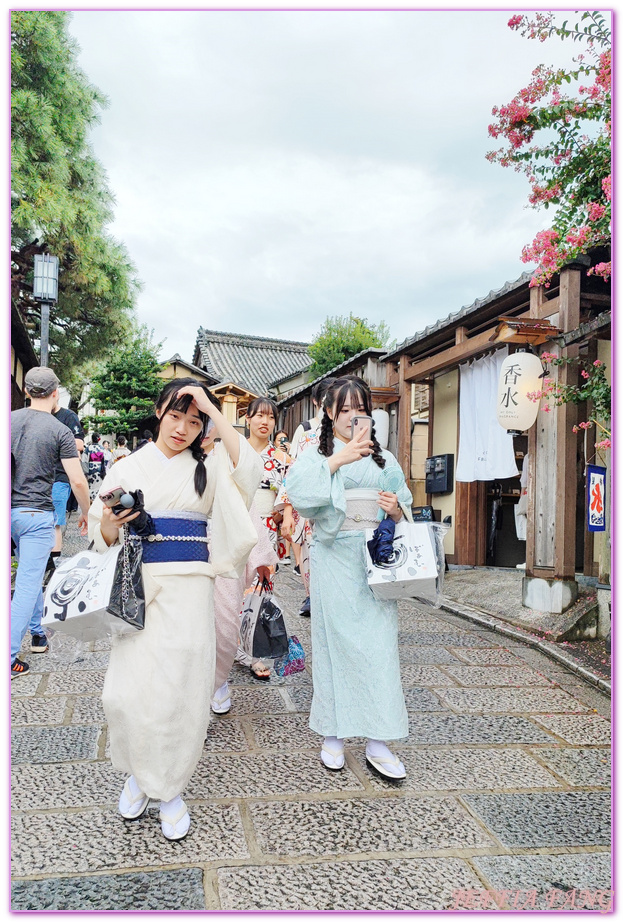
xmin=496 ymin=351 xmax=544 ymax=432
xmin=586 ymin=464 xmax=607 ymax=532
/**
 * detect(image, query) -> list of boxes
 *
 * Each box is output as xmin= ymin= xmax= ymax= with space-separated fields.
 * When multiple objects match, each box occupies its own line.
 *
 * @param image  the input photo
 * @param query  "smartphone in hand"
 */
xmin=351 ymin=415 xmax=373 ymax=442
xmin=99 ymin=487 xmax=134 ymax=515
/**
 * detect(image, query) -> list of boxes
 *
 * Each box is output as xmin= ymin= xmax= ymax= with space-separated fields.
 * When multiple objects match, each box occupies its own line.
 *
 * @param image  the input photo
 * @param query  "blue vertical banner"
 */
xmin=586 ymin=464 xmax=607 ymax=532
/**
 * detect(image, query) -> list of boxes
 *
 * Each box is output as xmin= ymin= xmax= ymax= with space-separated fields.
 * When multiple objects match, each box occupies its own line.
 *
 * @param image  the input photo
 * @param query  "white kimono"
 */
xmin=88 ymin=438 xmax=262 ymax=801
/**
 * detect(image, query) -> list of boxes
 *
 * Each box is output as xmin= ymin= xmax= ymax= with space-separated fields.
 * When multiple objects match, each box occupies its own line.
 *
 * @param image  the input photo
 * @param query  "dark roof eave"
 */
xmin=275 ymin=347 xmax=388 ymax=408
xmin=383 ymin=270 xmax=534 ymax=362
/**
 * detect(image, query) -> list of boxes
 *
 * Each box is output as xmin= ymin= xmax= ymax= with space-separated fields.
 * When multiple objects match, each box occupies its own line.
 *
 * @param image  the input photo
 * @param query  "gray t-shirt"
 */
xmin=11 ymin=408 xmax=79 ymax=511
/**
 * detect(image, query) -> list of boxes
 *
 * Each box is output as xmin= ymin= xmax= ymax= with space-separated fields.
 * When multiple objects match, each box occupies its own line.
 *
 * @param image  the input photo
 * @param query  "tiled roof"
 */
xmin=194 ymin=329 xmax=311 ymax=396
xmin=384 ymin=271 xmax=534 ymax=361
xmin=162 ymin=354 xmax=219 ymax=383
xmin=275 ymin=347 xmax=388 ymax=408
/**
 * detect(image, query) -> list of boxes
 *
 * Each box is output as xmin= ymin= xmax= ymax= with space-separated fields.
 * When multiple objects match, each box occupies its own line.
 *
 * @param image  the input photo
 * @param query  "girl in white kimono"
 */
xmin=232 ymin=396 xmax=294 ymax=679
xmin=88 ymin=379 xmax=262 ymax=840
xmin=286 ymin=376 xmax=412 ymax=781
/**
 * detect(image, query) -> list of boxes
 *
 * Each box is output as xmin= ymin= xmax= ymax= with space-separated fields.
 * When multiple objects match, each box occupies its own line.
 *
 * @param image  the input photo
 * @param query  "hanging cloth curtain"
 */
xmin=456 ymin=347 xmax=519 ymax=483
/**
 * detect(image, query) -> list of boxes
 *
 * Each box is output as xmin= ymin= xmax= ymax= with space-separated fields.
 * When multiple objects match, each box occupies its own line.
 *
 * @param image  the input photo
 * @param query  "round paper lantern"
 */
xmin=497 ymin=351 xmax=544 ymax=433
xmin=372 ymin=409 xmax=389 ymax=448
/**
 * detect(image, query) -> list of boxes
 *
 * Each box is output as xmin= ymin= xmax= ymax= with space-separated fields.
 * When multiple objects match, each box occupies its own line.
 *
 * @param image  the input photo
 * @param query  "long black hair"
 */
xmin=318 ymin=375 xmax=385 ymax=469
xmin=153 ymin=377 xmax=221 ymax=497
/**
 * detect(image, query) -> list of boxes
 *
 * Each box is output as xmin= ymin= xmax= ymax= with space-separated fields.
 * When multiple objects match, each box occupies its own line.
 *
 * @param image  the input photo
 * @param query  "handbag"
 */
xmin=365 ymin=520 xmax=441 ymax=603
xmin=240 ymin=576 xmax=289 ymax=659
xmin=273 ymin=635 xmax=305 ymax=676
xmin=42 ymin=526 xmax=146 ymax=642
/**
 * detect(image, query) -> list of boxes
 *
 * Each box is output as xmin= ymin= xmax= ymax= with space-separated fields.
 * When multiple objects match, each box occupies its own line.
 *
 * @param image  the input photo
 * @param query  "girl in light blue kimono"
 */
xmin=286 ymin=376 xmax=412 ymax=781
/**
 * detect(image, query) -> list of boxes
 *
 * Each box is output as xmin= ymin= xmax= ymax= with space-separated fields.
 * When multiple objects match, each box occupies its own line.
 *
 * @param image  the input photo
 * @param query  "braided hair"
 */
xmin=153 ymin=377 xmax=221 ymax=497
xmin=318 ymin=376 xmax=385 ymax=469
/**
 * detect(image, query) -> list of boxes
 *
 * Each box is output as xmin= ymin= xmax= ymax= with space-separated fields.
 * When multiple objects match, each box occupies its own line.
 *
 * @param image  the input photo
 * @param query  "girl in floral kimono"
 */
xmin=286 ymin=376 xmax=412 ymax=781
xmin=230 ymin=396 xmax=293 ymax=679
xmin=88 ymin=379 xmax=262 ymax=840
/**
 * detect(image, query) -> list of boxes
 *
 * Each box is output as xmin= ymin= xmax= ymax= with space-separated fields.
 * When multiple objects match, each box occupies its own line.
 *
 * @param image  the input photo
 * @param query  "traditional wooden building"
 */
xmin=387 ymin=254 xmax=611 ymax=614
xmin=11 ymin=302 xmax=38 ymax=409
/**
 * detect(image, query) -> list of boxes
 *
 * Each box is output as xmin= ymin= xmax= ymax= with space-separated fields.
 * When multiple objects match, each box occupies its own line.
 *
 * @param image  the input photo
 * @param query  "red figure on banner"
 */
xmin=590 ymin=480 xmax=603 ymax=515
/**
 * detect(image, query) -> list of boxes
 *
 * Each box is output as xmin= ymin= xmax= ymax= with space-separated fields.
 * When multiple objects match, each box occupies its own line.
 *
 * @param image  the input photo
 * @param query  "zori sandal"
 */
xmin=320 ymin=739 xmax=345 ymax=771
xmin=159 ymin=796 xmax=190 ymax=841
xmin=250 ymin=660 xmax=271 ymax=681
xmin=365 ymin=749 xmax=406 ymax=781
xmin=118 ymin=776 xmax=149 ymax=820
xmin=211 ymin=682 xmax=231 ymax=715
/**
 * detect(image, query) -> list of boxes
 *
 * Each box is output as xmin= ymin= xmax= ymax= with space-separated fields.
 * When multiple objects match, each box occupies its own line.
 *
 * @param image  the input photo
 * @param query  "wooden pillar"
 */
xmin=523 ymin=267 xmax=581 ymax=611
xmin=397 ymin=355 xmax=412 ymax=480
xmin=221 ymin=393 xmax=238 ymax=424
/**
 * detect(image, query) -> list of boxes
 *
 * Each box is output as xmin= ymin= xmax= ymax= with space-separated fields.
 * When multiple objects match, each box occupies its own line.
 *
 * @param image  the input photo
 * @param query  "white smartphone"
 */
xmin=351 ymin=415 xmax=373 ymax=441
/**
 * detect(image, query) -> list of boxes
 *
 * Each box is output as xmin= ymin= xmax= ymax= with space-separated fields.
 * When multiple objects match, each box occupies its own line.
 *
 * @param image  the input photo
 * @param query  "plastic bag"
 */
xmin=365 ymin=520 xmax=450 ymax=608
xmin=273 ymin=635 xmax=305 ymax=676
xmin=106 ymin=527 xmax=146 ymax=631
xmin=240 ymin=576 xmax=288 ymax=659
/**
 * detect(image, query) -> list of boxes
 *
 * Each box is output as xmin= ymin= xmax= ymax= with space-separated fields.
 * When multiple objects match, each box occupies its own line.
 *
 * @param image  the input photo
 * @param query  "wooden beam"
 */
xmin=554 ymin=266 xmax=581 ymax=579
xmin=455 ymin=326 xmax=468 ymax=344
xmin=556 ymin=309 xmax=611 ymax=348
xmin=397 ymin=355 xmax=411 ymax=478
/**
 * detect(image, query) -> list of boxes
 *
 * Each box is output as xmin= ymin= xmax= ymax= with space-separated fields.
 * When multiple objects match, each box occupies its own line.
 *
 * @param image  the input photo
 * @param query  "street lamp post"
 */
xmin=33 ymin=253 xmax=59 ymax=367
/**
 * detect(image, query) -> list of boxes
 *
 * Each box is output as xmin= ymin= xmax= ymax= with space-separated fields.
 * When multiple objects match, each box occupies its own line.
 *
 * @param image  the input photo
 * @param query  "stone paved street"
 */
xmin=10 ymin=522 xmax=612 ymax=911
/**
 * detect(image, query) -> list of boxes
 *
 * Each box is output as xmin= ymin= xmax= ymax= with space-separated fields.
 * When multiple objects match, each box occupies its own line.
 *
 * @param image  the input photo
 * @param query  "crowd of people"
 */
xmin=11 ymin=366 xmax=412 ymax=841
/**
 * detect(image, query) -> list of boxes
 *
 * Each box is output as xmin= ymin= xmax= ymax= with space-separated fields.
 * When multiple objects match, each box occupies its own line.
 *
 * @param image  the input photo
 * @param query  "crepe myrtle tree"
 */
xmin=487 ymin=11 xmax=611 ymax=287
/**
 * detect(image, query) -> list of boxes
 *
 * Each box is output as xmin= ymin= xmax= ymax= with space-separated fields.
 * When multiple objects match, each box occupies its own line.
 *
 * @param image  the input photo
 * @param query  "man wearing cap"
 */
xmin=10 ymin=367 xmax=90 ymax=678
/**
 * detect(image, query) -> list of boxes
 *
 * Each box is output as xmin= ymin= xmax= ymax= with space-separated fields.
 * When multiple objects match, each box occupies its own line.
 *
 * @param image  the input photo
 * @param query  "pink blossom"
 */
xmin=581 ymin=370 xmax=590 ymax=379
xmin=593 ymin=360 xmax=604 ymax=367
xmin=543 ymin=405 xmax=551 ymax=412
xmin=508 ymin=14 xmax=523 ymax=29
xmin=602 ymin=175 xmax=612 ymax=202
xmin=595 ymin=439 xmax=611 ymax=451
xmin=587 ymin=202 xmax=607 ymax=222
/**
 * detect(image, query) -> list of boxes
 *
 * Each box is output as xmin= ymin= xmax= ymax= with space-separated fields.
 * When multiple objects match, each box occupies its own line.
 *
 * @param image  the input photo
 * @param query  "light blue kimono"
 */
xmin=286 ymin=442 xmax=412 ymax=740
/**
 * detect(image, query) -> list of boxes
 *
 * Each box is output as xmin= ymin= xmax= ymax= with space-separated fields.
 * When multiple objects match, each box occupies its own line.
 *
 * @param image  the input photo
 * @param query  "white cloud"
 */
xmin=66 ymin=9 xmax=604 ymax=355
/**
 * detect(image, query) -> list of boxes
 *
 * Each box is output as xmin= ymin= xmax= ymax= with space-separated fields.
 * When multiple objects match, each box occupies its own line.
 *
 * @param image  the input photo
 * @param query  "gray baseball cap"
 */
xmin=24 ymin=366 xmax=60 ymax=397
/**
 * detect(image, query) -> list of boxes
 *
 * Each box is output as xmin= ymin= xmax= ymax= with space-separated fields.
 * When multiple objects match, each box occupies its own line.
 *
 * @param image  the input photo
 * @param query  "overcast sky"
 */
xmin=68 ymin=9 xmax=593 ymax=361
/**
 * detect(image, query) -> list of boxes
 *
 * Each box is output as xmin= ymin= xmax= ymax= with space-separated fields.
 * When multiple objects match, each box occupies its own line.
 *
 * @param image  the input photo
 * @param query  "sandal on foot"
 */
xmin=118 ymin=777 xmax=149 ymax=820
xmin=211 ymin=682 xmax=231 ymax=715
xmin=250 ymin=661 xmax=270 ymax=681
xmin=320 ymin=740 xmax=345 ymax=771
xmin=365 ymin=750 xmax=406 ymax=781
xmin=159 ymin=798 xmax=190 ymax=841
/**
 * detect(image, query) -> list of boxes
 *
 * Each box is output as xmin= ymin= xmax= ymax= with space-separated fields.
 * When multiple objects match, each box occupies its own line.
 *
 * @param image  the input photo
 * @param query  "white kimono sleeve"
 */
xmin=209 ymin=437 xmax=264 ymax=579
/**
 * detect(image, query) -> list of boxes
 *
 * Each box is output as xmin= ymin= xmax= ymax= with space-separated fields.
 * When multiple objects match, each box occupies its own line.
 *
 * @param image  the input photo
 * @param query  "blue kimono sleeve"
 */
xmin=285 ymin=446 xmax=347 ymax=543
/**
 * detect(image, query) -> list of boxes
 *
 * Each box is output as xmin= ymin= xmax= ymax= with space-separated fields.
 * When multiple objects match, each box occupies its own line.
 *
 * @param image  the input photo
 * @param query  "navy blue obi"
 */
xmin=140 ymin=516 xmax=210 ymax=564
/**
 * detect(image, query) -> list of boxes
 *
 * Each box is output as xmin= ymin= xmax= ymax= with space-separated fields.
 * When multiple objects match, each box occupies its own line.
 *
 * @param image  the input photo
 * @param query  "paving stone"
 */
xmin=11 ymin=868 xmax=206 ymax=911
xmin=400 ymin=665 xmax=457 ymax=687
xmin=11 ymin=696 xmax=67 ymax=726
xmin=534 ymin=747 xmax=611 ymax=787
xmin=70 ymin=695 xmax=105 ymax=725
xmin=11 ymin=761 xmax=124 ymax=811
xmin=398 ymin=632 xmax=493 ymax=647
xmin=353 ymin=747 xmax=559 ymax=792
xmin=27 ymin=651 xmax=110 ymax=673
xmin=250 ymin=713 xmax=320 ymax=750
xmin=447 ymin=648 xmax=526 ymax=666
xmin=11 ymin=726 xmax=101 ymax=764
xmin=406 ymin=714 xmax=557 ymax=746
xmin=227 ymin=663 xmax=311 ymax=688
xmin=11 ymin=804 xmax=249 ymax=876
xmin=10 ymin=673 xmax=43 ymax=696
xmin=204 ymin=718 xmax=249 ymax=752
xmin=226 ymin=687 xmax=289 ymax=716
xmin=473 ymin=853 xmax=612 ymax=911
xmin=187 ymin=752 xmax=364 ymax=799
xmin=463 ymin=792 xmax=611 ymax=847
xmin=46 ymin=669 xmax=106 ymax=695
xmin=531 ymin=714 xmax=611 ymax=745
xmin=404 ymin=688 xmax=448 ymax=712
xmin=555 ymin=682 xmax=611 ymax=718
xmin=249 ymin=796 xmax=494 ymax=857
xmin=441 ymin=665 xmax=553 ymax=687
xmin=435 ymin=688 xmax=591 ymax=714
xmin=285 ymin=684 xmax=313 ymax=712
xmin=399 ymin=645 xmax=461 ymax=665
xmin=218 ymin=856 xmax=483 ymax=911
